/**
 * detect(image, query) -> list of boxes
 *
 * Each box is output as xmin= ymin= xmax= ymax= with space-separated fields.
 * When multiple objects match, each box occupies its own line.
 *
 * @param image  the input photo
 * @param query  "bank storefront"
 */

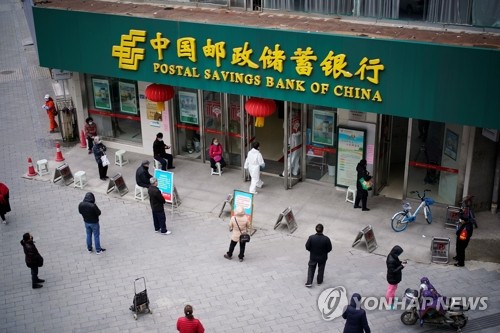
xmin=33 ymin=7 xmax=500 ymax=207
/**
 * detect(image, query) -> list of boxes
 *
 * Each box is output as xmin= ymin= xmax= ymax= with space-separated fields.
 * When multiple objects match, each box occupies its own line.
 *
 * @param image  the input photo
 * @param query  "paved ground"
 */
xmin=1 ymin=1 xmax=500 ymax=332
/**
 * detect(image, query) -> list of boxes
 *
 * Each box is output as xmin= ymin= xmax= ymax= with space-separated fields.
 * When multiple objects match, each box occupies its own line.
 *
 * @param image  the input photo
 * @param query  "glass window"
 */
xmin=85 ymin=76 xmax=141 ymax=144
xmin=173 ymin=87 xmax=201 ymax=159
xmin=305 ymin=105 xmax=337 ymax=184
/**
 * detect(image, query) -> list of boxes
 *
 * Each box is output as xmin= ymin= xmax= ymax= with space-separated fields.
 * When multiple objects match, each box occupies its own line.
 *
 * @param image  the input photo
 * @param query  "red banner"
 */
xmin=408 ymin=161 xmax=458 ymax=174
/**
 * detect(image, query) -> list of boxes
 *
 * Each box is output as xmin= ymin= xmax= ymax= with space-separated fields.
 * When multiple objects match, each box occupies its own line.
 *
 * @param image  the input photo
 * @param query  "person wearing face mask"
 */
xmin=209 ymin=138 xmax=226 ymax=174
xmin=84 ymin=117 xmax=98 ymax=155
xmin=153 ymin=132 xmax=175 ymax=171
xmin=136 ymin=160 xmax=152 ymax=188
xmin=244 ymin=141 xmax=265 ymax=194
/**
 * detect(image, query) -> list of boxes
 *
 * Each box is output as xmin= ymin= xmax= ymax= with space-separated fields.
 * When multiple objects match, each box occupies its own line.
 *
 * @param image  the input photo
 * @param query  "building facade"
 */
xmin=29 ymin=0 xmax=500 ymax=210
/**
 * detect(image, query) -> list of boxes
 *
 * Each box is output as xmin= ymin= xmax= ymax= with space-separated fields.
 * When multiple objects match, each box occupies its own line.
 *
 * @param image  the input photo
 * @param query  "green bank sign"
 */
xmin=33 ymin=7 xmax=500 ymax=129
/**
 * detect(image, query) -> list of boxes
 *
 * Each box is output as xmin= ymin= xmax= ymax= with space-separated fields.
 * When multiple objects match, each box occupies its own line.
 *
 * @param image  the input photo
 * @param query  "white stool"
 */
xmin=154 ymin=159 xmax=162 ymax=170
xmin=134 ymin=184 xmax=148 ymax=201
xmin=36 ymin=159 xmax=49 ymax=176
xmin=346 ymin=186 xmax=357 ymax=204
xmin=115 ymin=150 xmax=128 ymax=167
xmin=74 ymin=171 xmax=87 ymax=189
xmin=211 ymin=162 xmax=222 ymax=176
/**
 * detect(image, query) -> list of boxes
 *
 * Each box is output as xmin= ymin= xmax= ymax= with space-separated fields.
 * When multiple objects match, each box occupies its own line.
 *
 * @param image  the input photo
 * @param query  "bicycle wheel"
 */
xmin=424 ymin=206 xmax=432 ymax=224
xmin=391 ymin=212 xmax=408 ymax=232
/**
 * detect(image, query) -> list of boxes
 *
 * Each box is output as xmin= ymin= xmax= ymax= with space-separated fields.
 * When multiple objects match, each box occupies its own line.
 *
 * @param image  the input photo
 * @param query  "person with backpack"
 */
xmin=454 ymin=217 xmax=473 ymax=267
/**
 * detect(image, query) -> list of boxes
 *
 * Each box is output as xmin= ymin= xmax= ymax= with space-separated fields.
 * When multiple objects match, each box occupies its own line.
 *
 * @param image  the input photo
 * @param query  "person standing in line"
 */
xmin=342 ymin=293 xmax=371 ymax=333
xmin=135 ymin=160 xmax=152 ymax=188
xmin=148 ymin=178 xmax=171 ymax=235
xmin=454 ymin=217 xmax=473 ymax=267
xmin=78 ymin=192 xmax=106 ymax=254
xmin=0 ymin=182 xmax=11 ymax=224
xmin=153 ymin=132 xmax=175 ymax=171
xmin=305 ymin=223 xmax=332 ymax=287
xmin=244 ymin=141 xmax=265 ymax=194
xmin=42 ymin=94 xmax=58 ymax=133
xmin=176 ymin=304 xmax=205 ymax=333
xmin=92 ymin=136 xmax=109 ymax=180
xmin=354 ymin=159 xmax=371 ymax=211
xmin=208 ymin=138 xmax=226 ymax=173
xmin=84 ymin=117 xmax=98 ymax=155
xmin=224 ymin=206 xmax=249 ymax=262
xmin=20 ymin=233 xmax=45 ymax=289
xmin=386 ymin=245 xmax=406 ymax=306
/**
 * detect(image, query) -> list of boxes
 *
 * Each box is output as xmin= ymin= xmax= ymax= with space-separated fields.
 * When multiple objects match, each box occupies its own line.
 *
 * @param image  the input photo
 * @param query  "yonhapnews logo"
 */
xmin=317 ymin=286 xmax=349 ymax=321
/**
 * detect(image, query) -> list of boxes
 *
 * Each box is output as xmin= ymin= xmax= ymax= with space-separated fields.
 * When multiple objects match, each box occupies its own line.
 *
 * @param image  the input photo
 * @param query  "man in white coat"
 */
xmin=244 ymin=141 xmax=265 ymax=194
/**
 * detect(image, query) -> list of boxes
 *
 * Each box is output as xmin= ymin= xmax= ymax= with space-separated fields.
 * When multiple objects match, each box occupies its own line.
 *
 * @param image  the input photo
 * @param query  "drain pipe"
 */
xmin=491 ymin=141 xmax=500 ymax=214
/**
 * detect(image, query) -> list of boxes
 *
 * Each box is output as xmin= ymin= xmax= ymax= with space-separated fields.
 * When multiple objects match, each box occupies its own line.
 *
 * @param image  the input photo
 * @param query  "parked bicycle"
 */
xmin=391 ymin=190 xmax=435 ymax=232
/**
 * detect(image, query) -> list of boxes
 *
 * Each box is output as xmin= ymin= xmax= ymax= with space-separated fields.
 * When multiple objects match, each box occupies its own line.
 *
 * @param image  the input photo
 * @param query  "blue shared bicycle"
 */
xmin=391 ymin=189 xmax=434 ymax=232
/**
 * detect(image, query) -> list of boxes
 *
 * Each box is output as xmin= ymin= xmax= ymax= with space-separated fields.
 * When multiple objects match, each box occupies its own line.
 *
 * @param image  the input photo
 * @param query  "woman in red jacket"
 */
xmin=208 ymin=138 xmax=226 ymax=173
xmin=176 ymin=305 xmax=204 ymax=333
xmin=0 ymin=182 xmax=11 ymax=224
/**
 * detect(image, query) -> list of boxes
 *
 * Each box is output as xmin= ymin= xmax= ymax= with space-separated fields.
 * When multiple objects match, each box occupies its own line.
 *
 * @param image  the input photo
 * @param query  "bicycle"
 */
xmin=391 ymin=189 xmax=435 ymax=232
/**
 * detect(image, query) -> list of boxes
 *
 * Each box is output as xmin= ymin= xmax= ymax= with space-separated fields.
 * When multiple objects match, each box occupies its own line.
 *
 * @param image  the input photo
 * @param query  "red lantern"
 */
xmin=244 ymin=98 xmax=276 ymax=127
xmin=145 ymin=84 xmax=174 ymax=113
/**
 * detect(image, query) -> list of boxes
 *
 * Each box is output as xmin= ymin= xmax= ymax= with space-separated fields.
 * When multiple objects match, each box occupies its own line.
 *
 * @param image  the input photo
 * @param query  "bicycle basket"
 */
xmin=425 ymin=197 xmax=435 ymax=205
xmin=402 ymin=202 xmax=412 ymax=210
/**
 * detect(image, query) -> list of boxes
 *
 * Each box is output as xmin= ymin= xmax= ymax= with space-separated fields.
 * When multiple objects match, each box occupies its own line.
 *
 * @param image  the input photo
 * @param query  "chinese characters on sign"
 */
xmin=112 ymin=29 xmax=384 ymax=103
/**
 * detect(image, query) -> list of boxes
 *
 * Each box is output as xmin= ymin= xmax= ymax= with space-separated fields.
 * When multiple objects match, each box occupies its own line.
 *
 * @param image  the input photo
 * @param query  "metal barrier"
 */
xmin=445 ymin=206 xmax=461 ymax=229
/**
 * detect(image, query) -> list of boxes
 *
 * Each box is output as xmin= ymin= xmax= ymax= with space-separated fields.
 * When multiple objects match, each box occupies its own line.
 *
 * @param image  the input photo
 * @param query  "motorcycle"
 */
xmin=401 ymin=283 xmax=469 ymax=331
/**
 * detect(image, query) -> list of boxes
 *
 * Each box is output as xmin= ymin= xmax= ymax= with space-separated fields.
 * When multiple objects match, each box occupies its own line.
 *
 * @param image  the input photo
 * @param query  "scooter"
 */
xmin=401 ymin=287 xmax=468 ymax=331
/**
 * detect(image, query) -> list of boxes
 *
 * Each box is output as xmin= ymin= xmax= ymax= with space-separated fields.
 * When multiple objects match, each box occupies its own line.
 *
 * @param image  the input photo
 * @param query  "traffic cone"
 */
xmin=80 ymin=130 xmax=87 ymax=149
xmin=55 ymin=142 xmax=65 ymax=162
xmin=27 ymin=157 xmax=37 ymax=177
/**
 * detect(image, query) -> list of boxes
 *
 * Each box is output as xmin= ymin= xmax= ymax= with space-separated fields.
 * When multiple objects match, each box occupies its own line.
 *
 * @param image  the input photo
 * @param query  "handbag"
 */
xmin=235 ymin=218 xmax=250 ymax=243
xmin=214 ymin=155 xmax=222 ymax=162
xmin=359 ymin=177 xmax=373 ymax=191
xmin=101 ymin=154 xmax=110 ymax=167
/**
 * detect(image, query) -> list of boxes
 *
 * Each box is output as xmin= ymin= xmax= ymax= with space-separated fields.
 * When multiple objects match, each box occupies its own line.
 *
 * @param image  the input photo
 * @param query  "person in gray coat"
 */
xmin=305 ymin=223 xmax=332 ymax=287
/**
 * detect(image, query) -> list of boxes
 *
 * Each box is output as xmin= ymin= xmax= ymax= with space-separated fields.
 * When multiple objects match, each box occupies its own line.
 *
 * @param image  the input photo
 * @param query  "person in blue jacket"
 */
xmin=342 ymin=293 xmax=371 ymax=333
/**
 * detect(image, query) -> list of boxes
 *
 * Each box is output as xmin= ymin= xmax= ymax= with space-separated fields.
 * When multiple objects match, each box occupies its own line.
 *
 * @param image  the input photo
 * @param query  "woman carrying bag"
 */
xmin=92 ymin=136 xmax=109 ymax=180
xmin=224 ymin=206 xmax=250 ymax=262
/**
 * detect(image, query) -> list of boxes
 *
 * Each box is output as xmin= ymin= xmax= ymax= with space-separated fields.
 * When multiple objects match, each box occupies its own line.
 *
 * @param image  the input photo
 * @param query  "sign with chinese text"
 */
xmin=336 ymin=127 xmax=365 ymax=188
xmin=33 ymin=8 xmax=500 ymax=129
xmin=232 ymin=190 xmax=254 ymax=228
xmin=154 ymin=169 xmax=174 ymax=202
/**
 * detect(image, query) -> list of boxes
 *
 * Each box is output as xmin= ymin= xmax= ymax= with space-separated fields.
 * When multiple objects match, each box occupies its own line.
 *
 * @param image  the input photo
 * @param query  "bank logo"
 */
xmin=317 ymin=286 xmax=349 ymax=321
xmin=112 ymin=29 xmax=147 ymax=70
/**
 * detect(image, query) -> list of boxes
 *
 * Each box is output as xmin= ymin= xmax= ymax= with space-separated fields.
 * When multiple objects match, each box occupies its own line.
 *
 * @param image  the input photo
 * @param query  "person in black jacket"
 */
xmin=305 ymin=224 xmax=332 ymax=287
xmin=78 ymin=192 xmax=106 ymax=254
xmin=92 ymin=136 xmax=108 ymax=180
xmin=342 ymin=293 xmax=371 ymax=333
xmin=20 ymin=233 xmax=45 ymax=289
xmin=148 ymin=178 xmax=171 ymax=235
xmin=153 ymin=132 xmax=174 ymax=171
xmin=135 ymin=160 xmax=152 ymax=188
xmin=454 ymin=217 xmax=473 ymax=267
xmin=386 ymin=245 xmax=406 ymax=306
xmin=354 ymin=159 xmax=371 ymax=211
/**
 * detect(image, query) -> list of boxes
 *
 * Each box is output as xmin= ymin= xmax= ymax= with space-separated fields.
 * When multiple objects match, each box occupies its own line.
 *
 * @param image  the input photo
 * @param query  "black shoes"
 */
xmin=32 ymin=284 xmax=43 ymax=289
xmin=305 ymin=283 xmax=312 ymax=288
xmin=452 ymin=256 xmax=457 ymax=260
xmin=353 ymin=205 xmax=361 ymax=209
xmin=362 ymin=208 xmax=370 ymax=211
xmin=36 ymin=279 xmax=45 ymax=283
xmin=454 ymin=263 xmax=464 ymax=267
xmin=168 ymin=166 xmax=175 ymax=170
xmin=224 ymin=254 xmax=232 ymax=260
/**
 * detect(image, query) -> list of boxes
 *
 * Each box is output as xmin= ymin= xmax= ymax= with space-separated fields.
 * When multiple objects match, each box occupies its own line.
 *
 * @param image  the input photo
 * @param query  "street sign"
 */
xmin=232 ymin=190 xmax=255 ymax=234
xmin=107 ymin=173 xmax=128 ymax=196
xmin=50 ymin=69 xmax=72 ymax=80
xmin=274 ymin=207 xmax=298 ymax=234
xmin=53 ymin=163 xmax=73 ymax=185
xmin=431 ymin=237 xmax=450 ymax=264
xmin=352 ymin=225 xmax=378 ymax=253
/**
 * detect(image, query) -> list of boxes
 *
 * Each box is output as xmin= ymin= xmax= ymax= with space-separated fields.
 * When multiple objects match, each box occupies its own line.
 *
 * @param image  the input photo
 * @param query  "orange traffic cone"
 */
xmin=27 ymin=157 xmax=37 ymax=177
xmin=80 ymin=130 xmax=87 ymax=149
xmin=55 ymin=142 xmax=65 ymax=162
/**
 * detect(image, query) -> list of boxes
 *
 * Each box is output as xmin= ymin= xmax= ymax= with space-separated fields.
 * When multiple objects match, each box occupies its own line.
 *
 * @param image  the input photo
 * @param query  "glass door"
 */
xmin=203 ymin=90 xmax=225 ymax=164
xmin=283 ymin=101 xmax=303 ymax=188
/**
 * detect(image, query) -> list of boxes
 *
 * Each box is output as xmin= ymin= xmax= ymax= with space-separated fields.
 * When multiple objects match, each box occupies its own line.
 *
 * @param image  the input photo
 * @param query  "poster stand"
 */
xmin=219 ymin=193 xmax=233 ymax=217
xmin=430 ymin=237 xmax=450 ymax=264
xmin=273 ymin=207 xmax=298 ymax=234
xmin=53 ymin=163 xmax=74 ymax=185
xmin=445 ymin=206 xmax=461 ymax=229
xmin=231 ymin=190 xmax=255 ymax=235
xmin=106 ymin=173 xmax=128 ymax=196
xmin=351 ymin=225 xmax=377 ymax=253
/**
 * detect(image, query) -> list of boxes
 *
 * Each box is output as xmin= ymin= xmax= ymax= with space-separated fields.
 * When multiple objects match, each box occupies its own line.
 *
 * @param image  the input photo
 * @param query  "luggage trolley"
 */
xmin=129 ymin=277 xmax=152 ymax=320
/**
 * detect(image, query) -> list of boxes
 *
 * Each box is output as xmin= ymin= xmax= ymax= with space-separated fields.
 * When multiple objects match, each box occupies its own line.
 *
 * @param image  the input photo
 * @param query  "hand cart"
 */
xmin=129 ymin=277 xmax=152 ymax=320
